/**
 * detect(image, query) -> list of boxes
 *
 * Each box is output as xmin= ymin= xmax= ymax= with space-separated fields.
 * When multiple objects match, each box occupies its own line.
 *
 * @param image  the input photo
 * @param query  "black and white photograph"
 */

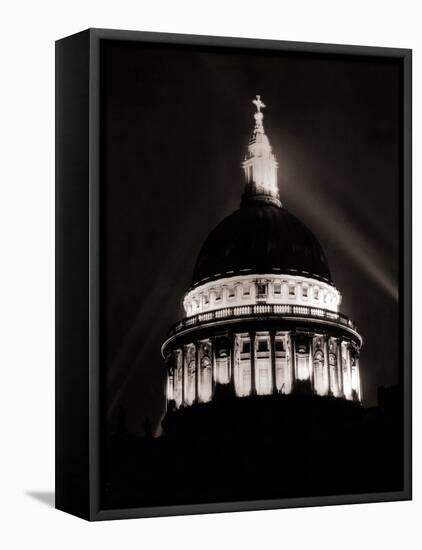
xmin=97 ymin=35 xmax=410 ymax=512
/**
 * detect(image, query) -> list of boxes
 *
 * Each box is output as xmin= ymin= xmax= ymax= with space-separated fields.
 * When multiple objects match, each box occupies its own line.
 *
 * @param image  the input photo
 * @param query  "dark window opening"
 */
xmin=256 ymin=282 xmax=267 ymax=297
xmin=275 ymin=340 xmax=285 ymax=352
xmin=241 ymin=341 xmax=251 ymax=354
xmin=257 ymin=339 xmax=269 ymax=353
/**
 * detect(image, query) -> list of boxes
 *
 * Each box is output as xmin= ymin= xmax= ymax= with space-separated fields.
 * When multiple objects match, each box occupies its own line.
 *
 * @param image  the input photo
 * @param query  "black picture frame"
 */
xmin=55 ymin=28 xmax=412 ymax=521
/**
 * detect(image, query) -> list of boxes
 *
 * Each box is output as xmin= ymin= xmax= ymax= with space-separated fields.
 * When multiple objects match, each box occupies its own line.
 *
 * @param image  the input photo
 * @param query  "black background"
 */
xmin=101 ymin=40 xmax=401 ymax=436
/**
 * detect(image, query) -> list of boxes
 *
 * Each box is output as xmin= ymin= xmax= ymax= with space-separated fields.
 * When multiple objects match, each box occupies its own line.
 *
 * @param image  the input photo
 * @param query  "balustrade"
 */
xmin=168 ymin=303 xmax=357 ymax=336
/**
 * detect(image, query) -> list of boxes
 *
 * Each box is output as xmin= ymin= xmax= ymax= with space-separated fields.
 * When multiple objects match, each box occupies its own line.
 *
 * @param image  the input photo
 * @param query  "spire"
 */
xmin=242 ymin=95 xmax=280 ymax=207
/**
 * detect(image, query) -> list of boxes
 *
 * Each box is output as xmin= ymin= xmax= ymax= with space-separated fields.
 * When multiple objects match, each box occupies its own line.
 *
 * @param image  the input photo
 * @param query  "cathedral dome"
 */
xmin=191 ymin=200 xmax=333 ymax=287
xmin=163 ymin=96 xmax=362 ymax=411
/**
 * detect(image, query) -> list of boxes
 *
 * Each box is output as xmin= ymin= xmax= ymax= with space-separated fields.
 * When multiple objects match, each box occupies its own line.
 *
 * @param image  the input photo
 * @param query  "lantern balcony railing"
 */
xmin=167 ymin=303 xmax=358 ymax=337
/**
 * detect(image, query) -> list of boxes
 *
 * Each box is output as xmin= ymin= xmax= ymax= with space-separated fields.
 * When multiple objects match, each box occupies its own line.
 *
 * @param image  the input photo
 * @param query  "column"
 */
xmin=211 ymin=337 xmax=216 ymax=395
xmin=350 ymin=348 xmax=361 ymax=401
xmin=356 ymin=355 xmax=362 ymax=401
xmin=170 ymin=355 xmax=176 ymax=401
xmin=166 ymin=366 xmax=173 ymax=404
xmin=250 ymin=331 xmax=256 ymax=395
xmin=308 ymin=336 xmax=314 ymax=393
xmin=270 ymin=331 xmax=276 ymax=394
xmin=336 ymin=338 xmax=343 ymax=397
xmin=230 ymin=333 xmax=236 ymax=393
xmin=181 ymin=346 xmax=186 ymax=406
xmin=290 ymin=332 xmax=296 ymax=391
xmin=323 ymin=336 xmax=331 ymax=396
xmin=343 ymin=342 xmax=352 ymax=399
xmin=195 ymin=342 xmax=200 ymax=403
xmin=174 ymin=350 xmax=182 ymax=408
xmin=347 ymin=343 xmax=353 ymax=399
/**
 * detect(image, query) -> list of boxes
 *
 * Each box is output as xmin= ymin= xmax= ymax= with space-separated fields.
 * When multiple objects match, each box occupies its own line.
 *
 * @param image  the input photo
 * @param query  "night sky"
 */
xmin=101 ymin=39 xmax=401 ymax=436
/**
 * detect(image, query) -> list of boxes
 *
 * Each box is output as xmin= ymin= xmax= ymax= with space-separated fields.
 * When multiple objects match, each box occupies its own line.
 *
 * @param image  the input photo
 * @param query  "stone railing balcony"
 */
xmin=167 ymin=303 xmax=358 ymax=337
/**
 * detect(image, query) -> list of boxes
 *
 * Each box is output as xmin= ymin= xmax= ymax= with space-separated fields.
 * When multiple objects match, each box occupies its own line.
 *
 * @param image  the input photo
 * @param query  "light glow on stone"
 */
xmin=164 ymin=95 xmax=362 ymax=409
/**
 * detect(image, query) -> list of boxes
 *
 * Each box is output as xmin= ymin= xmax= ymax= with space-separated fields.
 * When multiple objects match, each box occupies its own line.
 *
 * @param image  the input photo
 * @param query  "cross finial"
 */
xmin=252 ymin=94 xmax=266 ymax=113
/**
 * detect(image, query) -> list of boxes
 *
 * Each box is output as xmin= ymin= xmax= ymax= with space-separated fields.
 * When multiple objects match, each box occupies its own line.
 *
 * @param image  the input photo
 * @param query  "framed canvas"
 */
xmin=55 ymin=28 xmax=412 ymax=521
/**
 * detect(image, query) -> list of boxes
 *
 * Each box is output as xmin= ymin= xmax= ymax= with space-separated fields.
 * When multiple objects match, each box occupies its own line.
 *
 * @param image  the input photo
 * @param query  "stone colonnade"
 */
xmin=166 ymin=330 xmax=361 ymax=408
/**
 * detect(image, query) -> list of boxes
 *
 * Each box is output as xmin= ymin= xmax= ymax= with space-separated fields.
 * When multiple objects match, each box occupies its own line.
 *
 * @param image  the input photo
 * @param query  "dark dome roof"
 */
xmin=191 ymin=202 xmax=332 ymax=287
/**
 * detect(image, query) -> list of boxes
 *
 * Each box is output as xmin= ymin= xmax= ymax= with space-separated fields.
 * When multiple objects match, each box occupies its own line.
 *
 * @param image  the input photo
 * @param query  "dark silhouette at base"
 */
xmin=103 ymin=386 xmax=403 ymax=510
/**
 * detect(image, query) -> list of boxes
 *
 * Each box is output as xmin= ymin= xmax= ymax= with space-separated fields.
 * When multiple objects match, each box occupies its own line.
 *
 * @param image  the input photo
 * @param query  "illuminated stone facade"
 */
xmin=183 ymin=273 xmax=341 ymax=316
xmin=162 ymin=96 xmax=363 ymax=409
